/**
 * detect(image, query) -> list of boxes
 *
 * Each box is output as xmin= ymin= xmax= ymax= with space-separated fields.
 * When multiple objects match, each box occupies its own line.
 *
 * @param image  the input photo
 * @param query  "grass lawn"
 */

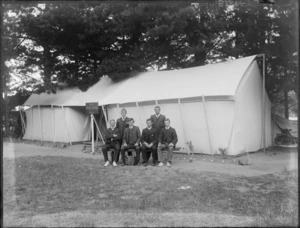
xmin=3 ymin=156 xmax=298 ymax=227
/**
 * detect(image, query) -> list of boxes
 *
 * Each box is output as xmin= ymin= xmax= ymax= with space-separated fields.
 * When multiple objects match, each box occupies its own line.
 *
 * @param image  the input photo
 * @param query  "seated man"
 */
xmin=102 ymin=119 xmax=120 ymax=167
xmin=120 ymin=118 xmax=141 ymax=166
xmin=141 ymin=119 xmax=157 ymax=166
xmin=157 ymin=118 xmax=178 ymax=167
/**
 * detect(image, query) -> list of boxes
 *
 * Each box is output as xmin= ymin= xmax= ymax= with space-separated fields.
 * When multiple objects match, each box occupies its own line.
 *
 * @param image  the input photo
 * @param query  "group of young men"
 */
xmin=102 ymin=106 xmax=178 ymax=168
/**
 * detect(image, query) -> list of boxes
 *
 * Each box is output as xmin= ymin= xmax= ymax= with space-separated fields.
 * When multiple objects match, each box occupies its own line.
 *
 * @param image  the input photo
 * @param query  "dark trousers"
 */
xmin=116 ymin=140 xmax=122 ymax=162
xmin=141 ymin=144 xmax=157 ymax=163
xmin=102 ymin=142 xmax=120 ymax=162
xmin=121 ymin=144 xmax=140 ymax=164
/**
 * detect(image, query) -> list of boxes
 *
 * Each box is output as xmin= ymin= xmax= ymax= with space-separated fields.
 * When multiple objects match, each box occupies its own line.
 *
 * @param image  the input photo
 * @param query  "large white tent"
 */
xmin=23 ymin=55 xmax=272 ymax=155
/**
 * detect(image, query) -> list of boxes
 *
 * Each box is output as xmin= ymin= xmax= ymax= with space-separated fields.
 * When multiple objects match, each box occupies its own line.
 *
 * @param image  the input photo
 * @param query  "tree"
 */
xmin=221 ymin=2 xmax=298 ymax=117
xmin=3 ymin=2 xmax=298 ymax=119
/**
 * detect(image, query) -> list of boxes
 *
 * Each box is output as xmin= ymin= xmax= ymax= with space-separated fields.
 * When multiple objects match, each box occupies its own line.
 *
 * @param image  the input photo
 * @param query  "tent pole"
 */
xmin=101 ymin=105 xmax=108 ymax=128
xmin=136 ymin=102 xmax=143 ymax=129
xmin=93 ymin=116 xmax=105 ymax=144
xmin=227 ymin=102 xmax=237 ymax=155
xmin=91 ymin=114 xmax=94 ymax=153
xmin=262 ymin=54 xmax=266 ymax=152
xmin=51 ymin=105 xmax=56 ymax=143
xmin=202 ymin=95 xmax=213 ymax=155
xmin=117 ymin=103 xmax=121 ymax=115
xmin=178 ymin=98 xmax=187 ymax=153
xmin=38 ymin=105 xmax=43 ymax=143
xmin=31 ymin=107 xmax=34 ymax=141
xmin=62 ymin=106 xmax=71 ymax=145
xmin=19 ymin=107 xmax=25 ymax=136
xmin=271 ymin=114 xmax=275 ymax=146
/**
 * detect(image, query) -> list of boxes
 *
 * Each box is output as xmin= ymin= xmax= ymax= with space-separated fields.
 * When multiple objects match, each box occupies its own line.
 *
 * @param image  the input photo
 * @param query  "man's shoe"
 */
xmin=143 ymin=162 xmax=148 ymax=166
xmin=113 ymin=161 xmax=117 ymax=167
xmin=121 ymin=162 xmax=126 ymax=166
xmin=167 ymin=162 xmax=171 ymax=167
xmin=157 ymin=162 xmax=164 ymax=167
xmin=104 ymin=161 xmax=110 ymax=167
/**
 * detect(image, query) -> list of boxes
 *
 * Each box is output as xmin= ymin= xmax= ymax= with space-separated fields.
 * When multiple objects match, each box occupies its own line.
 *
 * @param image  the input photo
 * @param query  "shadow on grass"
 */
xmin=3 ymin=156 xmax=298 ymax=227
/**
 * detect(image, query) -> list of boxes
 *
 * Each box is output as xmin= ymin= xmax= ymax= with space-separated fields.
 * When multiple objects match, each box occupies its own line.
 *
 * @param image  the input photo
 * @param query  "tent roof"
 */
xmin=24 ymin=55 xmax=257 ymax=106
xmin=24 ymin=76 xmax=118 ymax=106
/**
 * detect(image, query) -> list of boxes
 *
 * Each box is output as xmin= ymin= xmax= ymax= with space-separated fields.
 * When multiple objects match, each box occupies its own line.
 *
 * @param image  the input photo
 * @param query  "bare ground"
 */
xmin=3 ymin=142 xmax=298 ymax=177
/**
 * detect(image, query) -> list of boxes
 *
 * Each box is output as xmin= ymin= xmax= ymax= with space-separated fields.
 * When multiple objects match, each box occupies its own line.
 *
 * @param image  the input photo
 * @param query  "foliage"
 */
xmin=222 ymin=2 xmax=298 ymax=107
xmin=2 ymin=2 xmax=298 ymax=116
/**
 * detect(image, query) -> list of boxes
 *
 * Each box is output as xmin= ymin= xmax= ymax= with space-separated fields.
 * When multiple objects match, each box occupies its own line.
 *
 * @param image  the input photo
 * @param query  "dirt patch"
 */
xmin=120 ymin=195 xmax=140 ymax=200
xmin=98 ymin=193 xmax=108 ymax=198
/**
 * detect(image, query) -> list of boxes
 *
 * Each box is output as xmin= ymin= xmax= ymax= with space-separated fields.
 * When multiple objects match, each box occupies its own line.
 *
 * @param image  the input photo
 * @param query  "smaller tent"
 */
xmin=23 ymin=106 xmax=91 ymax=143
xmin=273 ymin=114 xmax=298 ymax=138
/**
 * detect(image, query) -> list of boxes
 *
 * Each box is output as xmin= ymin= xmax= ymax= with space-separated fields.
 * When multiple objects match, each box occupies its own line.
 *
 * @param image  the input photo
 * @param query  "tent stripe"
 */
xmin=202 ymin=95 xmax=213 ymax=155
xmin=178 ymin=98 xmax=187 ymax=153
xmin=51 ymin=105 xmax=56 ymax=143
xmin=101 ymin=106 xmax=108 ymax=128
xmin=38 ymin=105 xmax=43 ymax=142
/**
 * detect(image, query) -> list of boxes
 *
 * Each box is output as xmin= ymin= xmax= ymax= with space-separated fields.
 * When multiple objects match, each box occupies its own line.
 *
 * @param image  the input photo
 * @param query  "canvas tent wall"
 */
xmin=23 ymin=106 xmax=91 ymax=143
xmin=23 ymin=78 xmax=115 ymax=143
xmin=22 ymin=85 xmax=108 ymax=143
xmin=97 ymin=55 xmax=272 ymax=155
xmin=23 ymin=54 xmax=272 ymax=155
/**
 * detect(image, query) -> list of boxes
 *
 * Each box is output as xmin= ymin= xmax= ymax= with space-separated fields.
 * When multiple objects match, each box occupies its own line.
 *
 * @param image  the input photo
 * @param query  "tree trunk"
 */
xmin=284 ymin=90 xmax=289 ymax=119
xmin=166 ymin=51 xmax=171 ymax=70
xmin=4 ymin=92 xmax=9 ymax=136
xmin=2 ymin=69 xmax=10 ymax=136
xmin=43 ymin=45 xmax=53 ymax=92
xmin=194 ymin=50 xmax=206 ymax=66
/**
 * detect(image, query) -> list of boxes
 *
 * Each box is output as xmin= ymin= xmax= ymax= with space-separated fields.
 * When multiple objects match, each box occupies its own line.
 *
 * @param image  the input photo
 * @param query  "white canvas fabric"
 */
xmin=99 ymin=55 xmax=257 ymax=105
xmin=23 ymin=106 xmax=90 ymax=143
xmin=24 ymin=55 xmax=257 ymax=106
xmin=23 ymin=55 xmax=274 ymax=155
xmin=105 ymin=58 xmax=272 ymax=155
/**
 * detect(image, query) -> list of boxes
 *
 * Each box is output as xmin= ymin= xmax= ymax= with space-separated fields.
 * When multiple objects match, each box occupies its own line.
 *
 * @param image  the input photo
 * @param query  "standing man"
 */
xmin=141 ymin=119 xmax=157 ymax=166
xmin=116 ymin=108 xmax=129 ymax=162
xmin=157 ymin=118 xmax=178 ymax=167
xmin=102 ymin=119 xmax=120 ymax=167
xmin=120 ymin=118 xmax=141 ymax=166
xmin=150 ymin=106 xmax=165 ymax=166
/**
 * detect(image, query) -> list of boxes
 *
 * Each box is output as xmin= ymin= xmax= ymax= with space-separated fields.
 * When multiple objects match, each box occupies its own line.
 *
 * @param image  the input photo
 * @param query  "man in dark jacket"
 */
xmin=116 ymin=108 xmax=129 ymax=162
xmin=157 ymin=118 xmax=178 ymax=167
xmin=141 ymin=119 xmax=157 ymax=166
xmin=120 ymin=118 xmax=141 ymax=166
xmin=102 ymin=119 xmax=120 ymax=167
xmin=150 ymin=106 xmax=165 ymax=165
